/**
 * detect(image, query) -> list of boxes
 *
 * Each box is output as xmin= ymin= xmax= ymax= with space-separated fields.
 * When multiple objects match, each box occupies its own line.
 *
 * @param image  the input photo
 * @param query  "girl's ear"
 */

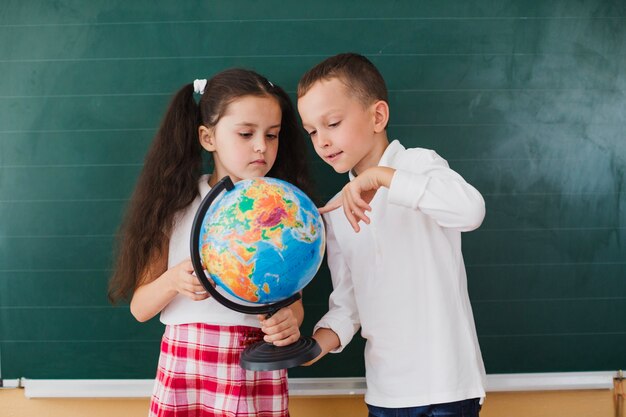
xmin=372 ymin=100 xmax=389 ymax=133
xmin=199 ymin=125 xmax=216 ymax=151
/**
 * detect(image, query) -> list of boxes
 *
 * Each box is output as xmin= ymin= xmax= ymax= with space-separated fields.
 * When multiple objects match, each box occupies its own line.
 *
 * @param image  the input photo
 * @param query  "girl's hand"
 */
xmin=258 ymin=307 xmax=300 ymax=346
xmin=318 ymin=167 xmax=395 ymax=232
xmin=166 ymin=258 xmax=211 ymax=301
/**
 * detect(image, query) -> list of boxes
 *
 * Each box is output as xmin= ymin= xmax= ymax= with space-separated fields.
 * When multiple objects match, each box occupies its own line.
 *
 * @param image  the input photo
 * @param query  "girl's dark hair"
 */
xmin=108 ymin=68 xmax=313 ymax=303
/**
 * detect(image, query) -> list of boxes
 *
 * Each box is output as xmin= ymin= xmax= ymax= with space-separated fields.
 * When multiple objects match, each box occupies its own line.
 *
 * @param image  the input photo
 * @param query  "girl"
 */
xmin=108 ymin=68 xmax=314 ymax=417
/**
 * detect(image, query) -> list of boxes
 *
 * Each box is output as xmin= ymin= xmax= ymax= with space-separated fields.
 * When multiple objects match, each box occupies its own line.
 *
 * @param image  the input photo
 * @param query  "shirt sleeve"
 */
xmin=313 ymin=217 xmax=361 ymax=353
xmin=386 ymin=149 xmax=486 ymax=231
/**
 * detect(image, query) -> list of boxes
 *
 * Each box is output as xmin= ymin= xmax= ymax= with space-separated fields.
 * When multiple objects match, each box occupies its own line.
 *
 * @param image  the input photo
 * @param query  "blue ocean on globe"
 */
xmin=198 ymin=177 xmax=325 ymax=304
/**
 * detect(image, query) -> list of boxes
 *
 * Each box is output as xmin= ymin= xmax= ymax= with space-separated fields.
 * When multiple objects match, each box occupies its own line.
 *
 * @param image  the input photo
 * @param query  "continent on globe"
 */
xmin=198 ymin=177 xmax=325 ymax=304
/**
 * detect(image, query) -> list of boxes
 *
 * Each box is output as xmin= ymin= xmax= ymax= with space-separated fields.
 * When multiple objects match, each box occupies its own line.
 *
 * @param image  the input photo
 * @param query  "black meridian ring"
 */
xmin=189 ymin=176 xmax=301 ymax=315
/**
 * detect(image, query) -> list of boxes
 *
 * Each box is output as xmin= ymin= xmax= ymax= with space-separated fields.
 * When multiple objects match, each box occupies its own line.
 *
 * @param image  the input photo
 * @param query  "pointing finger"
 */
xmin=318 ymin=197 xmax=343 ymax=214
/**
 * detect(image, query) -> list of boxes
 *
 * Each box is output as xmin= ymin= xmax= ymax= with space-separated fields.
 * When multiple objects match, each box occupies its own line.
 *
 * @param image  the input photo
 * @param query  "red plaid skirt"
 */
xmin=149 ymin=323 xmax=289 ymax=417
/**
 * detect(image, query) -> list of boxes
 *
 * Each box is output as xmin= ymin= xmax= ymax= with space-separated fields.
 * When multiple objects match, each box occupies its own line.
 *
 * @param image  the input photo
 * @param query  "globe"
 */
xmin=197 ymin=177 xmax=325 ymax=304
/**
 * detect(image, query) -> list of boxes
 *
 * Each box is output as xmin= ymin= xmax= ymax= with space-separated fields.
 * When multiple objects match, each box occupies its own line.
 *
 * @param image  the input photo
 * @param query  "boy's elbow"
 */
xmin=462 ymin=200 xmax=485 ymax=231
xmin=445 ymin=183 xmax=485 ymax=231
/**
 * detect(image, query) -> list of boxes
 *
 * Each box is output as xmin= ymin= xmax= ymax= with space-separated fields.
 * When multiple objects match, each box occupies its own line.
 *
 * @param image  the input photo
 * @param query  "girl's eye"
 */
xmin=308 ymin=130 xmax=317 ymax=137
xmin=239 ymin=132 xmax=253 ymax=138
xmin=266 ymin=133 xmax=278 ymax=140
xmin=329 ymin=121 xmax=340 ymax=128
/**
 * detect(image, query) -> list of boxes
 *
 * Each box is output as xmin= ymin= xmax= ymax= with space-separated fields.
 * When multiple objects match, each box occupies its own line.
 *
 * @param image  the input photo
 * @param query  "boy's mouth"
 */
xmin=325 ymin=151 xmax=343 ymax=161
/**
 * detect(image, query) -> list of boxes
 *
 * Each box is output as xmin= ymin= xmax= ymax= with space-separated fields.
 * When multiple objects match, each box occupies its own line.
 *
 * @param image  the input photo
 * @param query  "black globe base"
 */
xmin=240 ymin=336 xmax=321 ymax=371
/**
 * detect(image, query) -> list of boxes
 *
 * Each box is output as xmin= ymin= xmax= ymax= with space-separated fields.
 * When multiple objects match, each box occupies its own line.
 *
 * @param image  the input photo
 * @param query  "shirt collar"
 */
xmin=348 ymin=140 xmax=405 ymax=180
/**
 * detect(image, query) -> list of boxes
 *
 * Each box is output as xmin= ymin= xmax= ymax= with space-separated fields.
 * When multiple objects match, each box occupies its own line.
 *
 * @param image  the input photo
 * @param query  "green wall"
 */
xmin=0 ymin=0 xmax=624 ymax=379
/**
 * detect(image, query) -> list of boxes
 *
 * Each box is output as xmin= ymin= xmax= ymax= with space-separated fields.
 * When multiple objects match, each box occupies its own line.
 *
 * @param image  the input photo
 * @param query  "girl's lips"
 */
xmin=250 ymin=159 xmax=266 ymax=165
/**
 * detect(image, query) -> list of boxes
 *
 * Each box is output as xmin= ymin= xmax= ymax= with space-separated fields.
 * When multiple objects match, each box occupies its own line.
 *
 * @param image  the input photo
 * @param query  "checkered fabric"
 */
xmin=149 ymin=323 xmax=289 ymax=417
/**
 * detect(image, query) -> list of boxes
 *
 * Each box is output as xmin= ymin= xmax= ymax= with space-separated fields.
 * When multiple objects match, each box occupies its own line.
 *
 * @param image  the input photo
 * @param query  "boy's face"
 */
xmin=298 ymin=78 xmax=380 ymax=175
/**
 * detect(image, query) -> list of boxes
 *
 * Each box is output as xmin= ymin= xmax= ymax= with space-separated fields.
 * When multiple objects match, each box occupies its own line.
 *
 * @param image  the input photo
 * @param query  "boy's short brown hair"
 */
xmin=297 ymin=53 xmax=388 ymax=107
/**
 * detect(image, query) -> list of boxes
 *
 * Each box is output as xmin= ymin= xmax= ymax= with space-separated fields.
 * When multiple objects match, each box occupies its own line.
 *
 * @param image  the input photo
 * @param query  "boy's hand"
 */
xmin=301 ymin=328 xmax=341 ymax=366
xmin=258 ymin=307 xmax=300 ymax=346
xmin=319 ymin=167 xmax=395 ymax=232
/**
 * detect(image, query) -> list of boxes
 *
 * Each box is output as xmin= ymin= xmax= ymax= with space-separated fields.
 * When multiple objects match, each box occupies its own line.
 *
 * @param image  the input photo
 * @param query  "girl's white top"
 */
xmin=160 ymin=174 xmax=260 ymax=327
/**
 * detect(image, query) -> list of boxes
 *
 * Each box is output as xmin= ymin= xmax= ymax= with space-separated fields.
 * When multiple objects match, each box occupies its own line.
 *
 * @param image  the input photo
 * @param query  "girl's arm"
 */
xmin=130 ymin=248 xmax=209 ymax=322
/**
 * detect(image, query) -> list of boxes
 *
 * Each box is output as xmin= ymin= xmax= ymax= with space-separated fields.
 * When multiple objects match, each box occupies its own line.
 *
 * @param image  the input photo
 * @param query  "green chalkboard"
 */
xmin=1 ymin=0 xmax=624 ymax=380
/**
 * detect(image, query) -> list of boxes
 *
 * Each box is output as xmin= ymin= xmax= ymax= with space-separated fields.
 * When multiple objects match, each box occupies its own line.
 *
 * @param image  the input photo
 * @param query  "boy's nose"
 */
xmin=315 ymin=132 xmax=331 ymax=148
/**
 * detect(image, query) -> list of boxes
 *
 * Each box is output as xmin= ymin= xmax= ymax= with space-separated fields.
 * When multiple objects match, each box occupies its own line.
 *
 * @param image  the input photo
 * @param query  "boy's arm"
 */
xmin=302 ymin=328 xmax=340 ymax=366
xmin=322 ymin=152 xmax=485 ymax=232
xmin=319 ymin=167 xmax=394 ymax=232
xmin=306 ymin=218 xmax=361 ymax=364
xmin=387 ymin=149 xmax=485 ymax=231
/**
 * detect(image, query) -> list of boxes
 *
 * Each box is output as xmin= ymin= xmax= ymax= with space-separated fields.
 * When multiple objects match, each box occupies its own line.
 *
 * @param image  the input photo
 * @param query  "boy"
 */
xmin=297 ymin=53 xmax=486 ymax=416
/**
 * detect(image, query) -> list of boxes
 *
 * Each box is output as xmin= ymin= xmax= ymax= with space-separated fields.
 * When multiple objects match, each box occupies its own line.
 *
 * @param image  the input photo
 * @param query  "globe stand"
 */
xmin=190 ymin=176 xmax=321 ymax=371
xmin=240 ymin=333 xmax=321 ymax=371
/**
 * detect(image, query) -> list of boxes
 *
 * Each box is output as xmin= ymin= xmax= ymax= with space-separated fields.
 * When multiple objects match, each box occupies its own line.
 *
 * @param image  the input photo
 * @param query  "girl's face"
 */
xmin=199 ymin=95 xmax=281 ymax=185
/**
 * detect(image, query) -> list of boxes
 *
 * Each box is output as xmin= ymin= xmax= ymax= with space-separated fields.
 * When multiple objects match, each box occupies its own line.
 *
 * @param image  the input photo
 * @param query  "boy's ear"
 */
xmin=372 ymin=100 xmax=389 ymax=133
xmin=199 ymin=125 xmax=216 ymax=151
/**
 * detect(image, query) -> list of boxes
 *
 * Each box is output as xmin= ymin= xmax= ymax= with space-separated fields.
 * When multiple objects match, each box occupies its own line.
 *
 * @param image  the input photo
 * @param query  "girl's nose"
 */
xmin=253 ymin=136 xmax=267 ymax=153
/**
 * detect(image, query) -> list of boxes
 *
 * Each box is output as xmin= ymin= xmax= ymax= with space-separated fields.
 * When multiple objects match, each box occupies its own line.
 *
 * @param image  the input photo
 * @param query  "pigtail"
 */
xmin=108 ymin=84 xmax=203 ymax=303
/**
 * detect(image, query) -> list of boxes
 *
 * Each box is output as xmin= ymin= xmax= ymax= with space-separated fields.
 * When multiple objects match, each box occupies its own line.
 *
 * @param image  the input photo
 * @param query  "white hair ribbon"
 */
xmin=193 ymin=79 xmax=207 ymax=94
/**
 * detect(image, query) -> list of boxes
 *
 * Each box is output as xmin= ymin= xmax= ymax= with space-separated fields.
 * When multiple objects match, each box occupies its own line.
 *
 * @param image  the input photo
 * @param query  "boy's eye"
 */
xmin=328 ymin=121 xmax=340 ymax=128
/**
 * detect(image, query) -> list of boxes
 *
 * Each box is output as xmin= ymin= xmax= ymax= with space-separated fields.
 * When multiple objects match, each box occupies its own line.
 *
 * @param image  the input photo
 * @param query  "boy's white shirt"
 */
xmin=160 ymin=174 xmax=260 ymax=327
xmin=315 ymin=140 xmax=487 ymax=408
